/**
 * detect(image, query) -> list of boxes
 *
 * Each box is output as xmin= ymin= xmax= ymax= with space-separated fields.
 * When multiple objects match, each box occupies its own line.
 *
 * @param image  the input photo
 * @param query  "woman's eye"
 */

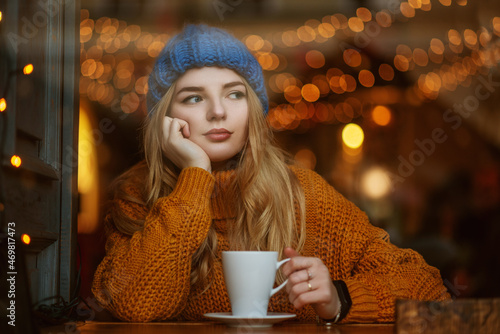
xmin=183 ymin=95 xmax=202 ymax=104
xmin=228 ymin=91 xmax=245 ymax=99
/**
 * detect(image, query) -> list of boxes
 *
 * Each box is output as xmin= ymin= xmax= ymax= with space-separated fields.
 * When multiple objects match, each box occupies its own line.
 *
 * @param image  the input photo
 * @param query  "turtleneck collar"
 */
xmin=210 ymin=169 xmax=237 ymax=222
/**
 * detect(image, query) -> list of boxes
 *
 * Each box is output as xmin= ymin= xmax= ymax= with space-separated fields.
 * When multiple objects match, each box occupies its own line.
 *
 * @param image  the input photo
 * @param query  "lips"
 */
xmin=203 ymin=128 xmax=233 ymax=141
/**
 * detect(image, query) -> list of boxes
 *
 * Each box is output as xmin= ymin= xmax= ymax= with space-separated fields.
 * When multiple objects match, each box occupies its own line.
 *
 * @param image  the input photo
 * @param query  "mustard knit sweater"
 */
xmin=92 ymin=165 xmax=449 ymax=323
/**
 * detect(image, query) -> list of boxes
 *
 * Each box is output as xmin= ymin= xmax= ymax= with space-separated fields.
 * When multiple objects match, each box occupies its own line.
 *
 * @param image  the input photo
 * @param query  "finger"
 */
xmin=177 ymin=118 xmax=190 ymax=138
xmin=168 ymin=118 xmax=190 ymax=140
xmin=282 ymin=256 xmax=315 ymax=277
xmin=288 ymin=281 xmax=316 ymax=308
xmin=284 ymin=247 xmax=300 ymax=258
xmin=291 ymin=288 xmax=333 ymax=310
xmin=163 ymin=116 xmax=173 ymax=135
xmin=287 ymin=269 xmax=311 ymax=286
xmin=290 ymin=281 xmax=335 ymax=310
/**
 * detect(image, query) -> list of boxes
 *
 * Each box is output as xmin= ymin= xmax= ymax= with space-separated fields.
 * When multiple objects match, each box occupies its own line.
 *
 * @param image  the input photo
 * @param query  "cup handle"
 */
xmin=270 ymin=258 xmax=291 ymax=296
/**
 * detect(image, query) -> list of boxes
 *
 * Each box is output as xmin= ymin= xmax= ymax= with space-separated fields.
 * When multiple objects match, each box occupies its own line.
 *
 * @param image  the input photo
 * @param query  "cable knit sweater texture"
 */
xmin=92 ymin=165 xmax=449 ymax=323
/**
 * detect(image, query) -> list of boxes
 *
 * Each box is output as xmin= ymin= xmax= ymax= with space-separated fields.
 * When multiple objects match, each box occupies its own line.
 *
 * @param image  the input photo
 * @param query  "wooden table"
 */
xmin=40 ymin=321 xmax=395 ymax=334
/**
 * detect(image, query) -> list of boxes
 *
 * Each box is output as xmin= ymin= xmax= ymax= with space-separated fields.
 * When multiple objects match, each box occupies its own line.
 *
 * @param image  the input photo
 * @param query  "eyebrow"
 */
xmin=176 ymin=81 xmax=245 ymax=94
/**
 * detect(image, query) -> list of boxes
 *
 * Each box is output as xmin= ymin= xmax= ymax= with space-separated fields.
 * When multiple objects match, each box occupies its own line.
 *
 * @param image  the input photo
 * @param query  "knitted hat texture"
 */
xmin=147 ymin=24 xmax=268 ymax=116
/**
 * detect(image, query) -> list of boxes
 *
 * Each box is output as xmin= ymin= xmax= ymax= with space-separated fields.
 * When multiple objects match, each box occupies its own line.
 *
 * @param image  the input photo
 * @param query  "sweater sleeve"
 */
xmin=91 ymin=167 xmax=215 ymax=322
xmin=295 ymin=167 xmax=450 ymax=323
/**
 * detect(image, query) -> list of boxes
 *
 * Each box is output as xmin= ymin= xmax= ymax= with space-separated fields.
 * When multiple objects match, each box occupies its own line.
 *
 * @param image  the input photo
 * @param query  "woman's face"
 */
xmin=170 ymin=67 xmax=249 ymax=169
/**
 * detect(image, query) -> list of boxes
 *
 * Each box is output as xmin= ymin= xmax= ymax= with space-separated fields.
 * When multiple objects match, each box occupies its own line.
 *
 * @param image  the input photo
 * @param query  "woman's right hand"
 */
xmin=162 ymin=117 xmax=211 ymax=172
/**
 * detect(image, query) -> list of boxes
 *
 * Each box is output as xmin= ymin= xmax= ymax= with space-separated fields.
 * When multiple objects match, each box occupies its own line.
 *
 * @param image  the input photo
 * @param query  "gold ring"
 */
xmin=307 ymin=282 xmax=312 ymax=291
xmin=307 ymin=270 xmax=313 ymax=280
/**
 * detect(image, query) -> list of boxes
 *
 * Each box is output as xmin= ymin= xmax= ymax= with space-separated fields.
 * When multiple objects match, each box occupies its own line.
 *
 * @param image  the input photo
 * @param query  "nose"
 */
xmin=206 ymin=98 xmax=227 ymax=121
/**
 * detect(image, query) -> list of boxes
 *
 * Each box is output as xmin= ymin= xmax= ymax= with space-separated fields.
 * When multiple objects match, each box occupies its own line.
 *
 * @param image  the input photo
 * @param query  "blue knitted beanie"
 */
xmin=147 ymin=24 xmax=268 ymax=116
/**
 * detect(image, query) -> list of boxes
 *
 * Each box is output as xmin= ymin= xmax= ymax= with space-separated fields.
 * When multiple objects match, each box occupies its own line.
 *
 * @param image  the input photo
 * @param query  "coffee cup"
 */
xmin=222 ymin=251 xmax=290 ymax=318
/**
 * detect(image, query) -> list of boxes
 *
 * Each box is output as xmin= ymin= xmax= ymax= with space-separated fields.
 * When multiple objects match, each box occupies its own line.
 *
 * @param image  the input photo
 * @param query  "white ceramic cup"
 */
xmin=222 ymin=251 xmax=290 ymax=318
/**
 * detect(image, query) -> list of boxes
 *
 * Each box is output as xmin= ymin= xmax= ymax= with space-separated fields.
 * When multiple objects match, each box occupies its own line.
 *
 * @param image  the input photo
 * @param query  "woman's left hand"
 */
xmin=282 ymin=247 xmax=341 ymax=320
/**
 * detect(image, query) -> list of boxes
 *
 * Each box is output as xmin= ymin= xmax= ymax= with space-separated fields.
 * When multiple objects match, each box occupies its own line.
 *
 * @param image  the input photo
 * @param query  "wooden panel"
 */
xmin=1 ymin=0 xmax=79 ymax=308
xmin=396 ymin=299 xmax=500 ymax=334
xmin=59 ymin=0 xmax=80 ymax=303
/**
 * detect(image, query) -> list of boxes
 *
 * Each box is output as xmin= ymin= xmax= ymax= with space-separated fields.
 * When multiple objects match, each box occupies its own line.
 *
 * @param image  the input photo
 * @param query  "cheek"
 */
xmin=169 ymin=109 xmax=197 ymax=129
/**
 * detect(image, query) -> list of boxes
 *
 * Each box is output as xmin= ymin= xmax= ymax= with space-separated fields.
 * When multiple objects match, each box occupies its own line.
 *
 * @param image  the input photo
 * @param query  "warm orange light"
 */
xmin=318 ymin=23 xmax=335 ymax=38
xmin=378 ymin=64 xmax=395 ymax=81
xmin=0 ymin=11 xmax=3 ymax=22
xmin=413 ymin=48 xmax=429 ymax=67
xmin=358 ymin=70 xmax=375 ymax=88
xmin=21 ymin=234 xmax=31 ymax=245
xmin=343 ymin=49 xmax=362 ymax=67
xmin=408 ymin=0 xmax=422 ymax=9
xmin=245 ymin=35 xmax=264 ymax=51
xmin=448 ymin=29 xmax=462 ymax=46
xmin=356 ymin=7 xmax=372 ymax=22
xmin=284 ymin=85 xmax=302 ymax=104
xmin=0 ymin=98 xmax=6 ymax=112
xmin=430 ymin=38 xmax=445 ymax=55
xmin=394 ymin=55 xmax=410 ymax=72
xmin=375 ymin=11 xmax=392 ymax=28
xmin=463 ymin=29 xmax=478 ymax=48
xmin=23 ymin=64 xmax=34 ymax=75
xmin=340 ymin=74 xmax=357 ymax=92
xmin=348 ymin=17 xmax=364 ymax=32
xmin=493 ymin=17 xmax=500 ymax=37
xmin=11 ymin=155 xmax=22 ymax=168
xmin=294 ymin=148 xmax=317 ymax=170
xmin=301 ymin=84 xmax=320 ymax=102
xmin=372 ymin=105 xmax=392 ymax=126
xmin=305 ymin=50 xmax=325 ymax=69
xmin=297 ymin=25 xmax=316 ymax=43
xmin=400 ymin=2 xmax=415 ymax=18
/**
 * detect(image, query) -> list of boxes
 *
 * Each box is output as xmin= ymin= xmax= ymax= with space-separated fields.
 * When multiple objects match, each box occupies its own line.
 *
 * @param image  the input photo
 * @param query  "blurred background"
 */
xmin=75 ymin=0 xmax=500 ymax=310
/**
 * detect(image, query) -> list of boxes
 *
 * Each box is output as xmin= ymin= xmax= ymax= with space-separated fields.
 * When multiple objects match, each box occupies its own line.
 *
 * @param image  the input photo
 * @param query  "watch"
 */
xmin=317 ymin=280 xmax=352 ymax=325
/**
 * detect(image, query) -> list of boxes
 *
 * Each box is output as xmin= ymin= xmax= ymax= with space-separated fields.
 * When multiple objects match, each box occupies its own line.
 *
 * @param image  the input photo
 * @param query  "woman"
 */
xmin=92 ymin=24 xmax=449 ymax=323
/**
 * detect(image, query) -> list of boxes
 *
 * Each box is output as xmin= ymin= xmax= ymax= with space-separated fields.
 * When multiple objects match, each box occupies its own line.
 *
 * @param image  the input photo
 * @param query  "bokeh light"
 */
xmin=378 ymin=64 xmax=395 ymax=81
xmin=375 ymin=10 xmax=392 ymax=28
xmin=11 ymin=155 xmax=22 ymax=168
xmin=342 ymin=123 xmax=364 ymax=149
xmin=294 ymin=148 xmax=317 ymax=170
xmin=22 ymin=234 xmax=31 ymax=245
xmin=348 ymin=17 xmax=364 ymax=32
xmin=301 ymin=84 xmax=320 ymax=102
xmin=0 ymin=98 xmax=6 ymax=112
xmin=297 ymin=25 xmax=316 ymax=42
xmin=356 ymin=7 xmax=372 ymax=22
xmin=413 ymin=48 xmax=429 ymax=66
xmin=361 ymin=167 xmax=392 ymax=199
xmin=371 ymin=105 xmax=392 ymax=126
xmin=343 ymin=49 xmax=362 ymax=67
xmin=359 ymin=70 xmax=375 ymax=87
xmin=23 ymin=64 xmax=34 ymax=75
xmin=400 ymin=2 xmax=416 ymax=18
xmin=305 ymin=50 xmax=325 ymax=68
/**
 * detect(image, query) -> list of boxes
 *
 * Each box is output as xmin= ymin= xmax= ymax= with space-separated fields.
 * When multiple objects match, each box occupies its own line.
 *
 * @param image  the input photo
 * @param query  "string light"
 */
xmin=10 ymin=155 xmax=22 ymax=168
xmin=21 ymin=234 xmax=31 ymax=245
xmin=79 ymin=6 xmax=499 ymax=130
xmin=23 ymin=64 xmax=34 ymax=75
xmin=0 ymin=98 xmax=6 ymax=112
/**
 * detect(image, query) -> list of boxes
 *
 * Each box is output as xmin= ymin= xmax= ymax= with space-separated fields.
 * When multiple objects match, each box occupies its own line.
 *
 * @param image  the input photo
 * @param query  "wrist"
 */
xmin=317 ymin=280 xmax=352 ymax=325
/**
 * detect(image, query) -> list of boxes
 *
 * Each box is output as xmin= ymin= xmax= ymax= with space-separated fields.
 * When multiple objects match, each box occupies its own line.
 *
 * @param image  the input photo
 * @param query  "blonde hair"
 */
xmin=109 ymin=75 xmax=306 ymax=287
